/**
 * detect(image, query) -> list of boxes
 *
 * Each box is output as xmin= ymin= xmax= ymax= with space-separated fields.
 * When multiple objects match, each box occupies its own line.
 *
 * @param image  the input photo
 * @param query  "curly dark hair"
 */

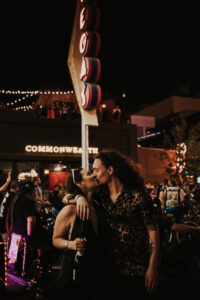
xmin=94 ymin=149 xmax=144 ymax=189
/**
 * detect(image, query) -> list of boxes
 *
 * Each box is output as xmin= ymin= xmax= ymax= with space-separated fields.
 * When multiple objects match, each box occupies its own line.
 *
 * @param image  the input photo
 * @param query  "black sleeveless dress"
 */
xmin=57 ymin=203 xmax=107 ymax=300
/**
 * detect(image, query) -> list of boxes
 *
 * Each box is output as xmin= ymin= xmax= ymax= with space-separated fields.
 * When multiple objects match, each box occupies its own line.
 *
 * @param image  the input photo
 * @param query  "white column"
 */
xmin=81 ymin=119 xmax=89 ymax=171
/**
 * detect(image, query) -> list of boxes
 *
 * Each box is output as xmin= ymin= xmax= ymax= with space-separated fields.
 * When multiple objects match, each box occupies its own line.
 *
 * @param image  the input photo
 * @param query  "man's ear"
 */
xmin=108 ymin=166 xmax=114 ymax=175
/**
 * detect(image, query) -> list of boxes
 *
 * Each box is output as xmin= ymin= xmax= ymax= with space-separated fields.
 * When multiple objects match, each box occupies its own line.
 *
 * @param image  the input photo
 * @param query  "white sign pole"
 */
xmin=82 ymin=120 xmax=89 ymax=170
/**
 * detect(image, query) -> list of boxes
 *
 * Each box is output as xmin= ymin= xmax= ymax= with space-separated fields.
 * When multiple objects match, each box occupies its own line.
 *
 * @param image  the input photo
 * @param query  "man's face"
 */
xmin=92 ymin=158 xmax=111 ymax=185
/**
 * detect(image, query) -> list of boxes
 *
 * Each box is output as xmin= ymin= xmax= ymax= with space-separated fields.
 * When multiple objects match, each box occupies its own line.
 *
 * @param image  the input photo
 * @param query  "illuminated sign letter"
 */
xmin=38 ymin=146 xmax=45 ymax=152
xmin=53 ymin=146 xmax=59 ymax=153
xmin=25 ymin=145 xmax=32 ymax=152
xmin=59 ymin=147 xmax=66 ymax=153
xmin=46 ymin=146 xmax=53 ymax=153
xmin=65 ymin=147 xmax=73 ymax=153
xmin=32 ymin=146 xmax=38 ymax=152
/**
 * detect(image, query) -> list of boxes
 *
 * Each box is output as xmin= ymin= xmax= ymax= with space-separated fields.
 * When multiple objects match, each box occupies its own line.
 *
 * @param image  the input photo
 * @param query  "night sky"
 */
xmin=0 ymin=1 xmax=200 ymax=113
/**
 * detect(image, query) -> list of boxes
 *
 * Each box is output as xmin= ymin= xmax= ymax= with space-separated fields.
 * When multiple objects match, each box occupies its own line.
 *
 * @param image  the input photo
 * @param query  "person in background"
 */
xmin=162 ymin=178 xmax=185 ymax=222
xmin=41 ymin=102 xmax=48 ymax=119
xmin=157 ymin=178 xmax=168 ymax=204
xmin=0 ymin=171 xmax=12 ymax=194
xmin=7 ymin=179 xmax=37 ymax=277
xmin=154 ymin=197 xmax=200 ymax=299
xmin=47 ymin=100 xmax=55 ymax=119
xmin=0 ymin=180 xmax=19 ymax=242
xmin=49 ymin=183 xmax=65 ymax=219
xmin=55 ymin=101 xmax=62 ymax=119
xmin=33 ymin=176 xmax=49 ymax=211
xmin=61 ymin=103 xmax=68 ymax=120
xmin=112 ymin=105 xmax=122 ymax=123
xmin=32 ymin=101 xmax=42 ymax=119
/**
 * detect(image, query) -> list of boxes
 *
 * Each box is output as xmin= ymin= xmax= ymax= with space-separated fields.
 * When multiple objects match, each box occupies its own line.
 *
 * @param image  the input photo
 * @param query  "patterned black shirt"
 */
xmin=98 ymin=186 xmax=157 ymax=277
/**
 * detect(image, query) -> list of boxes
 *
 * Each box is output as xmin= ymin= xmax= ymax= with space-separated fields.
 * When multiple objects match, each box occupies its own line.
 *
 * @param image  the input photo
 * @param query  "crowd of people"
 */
xmin=31 ymin=100 xmax=80 ymax=121
xmin=0 ymin=150 xmax=200 ymax=299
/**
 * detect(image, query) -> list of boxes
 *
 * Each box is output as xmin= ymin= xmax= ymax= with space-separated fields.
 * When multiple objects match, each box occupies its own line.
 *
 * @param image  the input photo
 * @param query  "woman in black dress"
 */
xmin=52 ymin=168 xmax=108 ymax=300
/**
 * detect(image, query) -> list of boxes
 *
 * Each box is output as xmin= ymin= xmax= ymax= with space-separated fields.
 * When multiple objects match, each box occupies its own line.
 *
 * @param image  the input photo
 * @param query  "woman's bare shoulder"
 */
xmin=57 ymin=204 xmax=76 ymax=219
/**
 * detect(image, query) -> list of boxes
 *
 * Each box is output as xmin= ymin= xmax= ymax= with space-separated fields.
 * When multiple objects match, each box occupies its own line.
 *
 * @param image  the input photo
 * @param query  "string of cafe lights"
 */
xmin=6 ymin=93 xmax=34 ymax=108
xmin=0 ymin=89 xmax=74 ymax=111
xmin=0 ymin=89 xmax=74 ymax=94
xmin=137 ymin=131 xmax=161 ymax=141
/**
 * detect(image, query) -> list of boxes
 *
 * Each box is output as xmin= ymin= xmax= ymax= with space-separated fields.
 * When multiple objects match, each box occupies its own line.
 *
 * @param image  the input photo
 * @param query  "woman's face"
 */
xmin=80 ymin=169 xmax=99 ymax=191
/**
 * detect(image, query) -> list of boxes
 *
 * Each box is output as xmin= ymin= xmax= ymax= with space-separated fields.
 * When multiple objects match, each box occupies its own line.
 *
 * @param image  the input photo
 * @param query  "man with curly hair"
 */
xmin=76 ymin=149 xmax=160 ymax=299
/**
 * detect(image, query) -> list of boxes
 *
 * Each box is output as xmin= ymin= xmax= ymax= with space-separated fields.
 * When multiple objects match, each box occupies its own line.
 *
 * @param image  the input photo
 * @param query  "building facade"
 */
xmin=0 ymin=111 xmax=137 ymax=189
